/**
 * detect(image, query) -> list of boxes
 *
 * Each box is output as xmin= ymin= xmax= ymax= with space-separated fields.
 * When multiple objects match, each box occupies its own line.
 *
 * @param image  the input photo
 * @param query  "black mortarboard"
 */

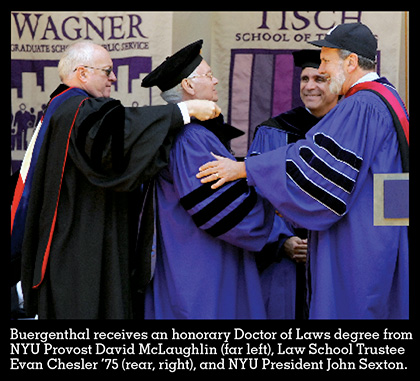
xmin=141 ymin=39 xmax=203 ymax=91
xmin=292 ymin=49 xmax=321 ymax=69
xmin=309 ymin=23 xmax=377 ymax=61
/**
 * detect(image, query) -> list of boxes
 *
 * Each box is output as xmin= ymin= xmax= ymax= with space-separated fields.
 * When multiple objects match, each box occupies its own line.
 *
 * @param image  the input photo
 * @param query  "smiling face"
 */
xmin=318 ymin=47 xmax=351 ymax=96
xmin=300 ymin=67 xmax=338 ymax=118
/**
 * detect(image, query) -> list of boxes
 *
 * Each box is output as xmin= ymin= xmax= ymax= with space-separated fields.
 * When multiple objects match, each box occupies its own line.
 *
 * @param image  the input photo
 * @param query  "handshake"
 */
xmin=183 ymin=99 xmax=221 ymax=121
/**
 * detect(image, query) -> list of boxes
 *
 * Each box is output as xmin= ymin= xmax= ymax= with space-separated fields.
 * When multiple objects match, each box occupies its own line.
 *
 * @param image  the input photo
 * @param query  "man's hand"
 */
xmin=184 ymin=100 xmax=221 ymax=121
xmin=196 ymin=153 xmax=247 ymax=189
xmin=283 ymin=237 xmax=307 ymax=263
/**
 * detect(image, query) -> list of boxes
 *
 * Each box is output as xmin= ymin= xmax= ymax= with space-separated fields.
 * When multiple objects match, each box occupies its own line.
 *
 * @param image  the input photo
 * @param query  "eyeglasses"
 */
xmin=188 ymin=72 xmax=215 ymax=80
xmin=73 ymin=65 xmax=114 ymax=77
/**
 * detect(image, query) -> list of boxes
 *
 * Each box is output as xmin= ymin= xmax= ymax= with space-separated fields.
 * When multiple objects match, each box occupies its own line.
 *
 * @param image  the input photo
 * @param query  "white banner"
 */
xmin=11 ymin=11 xmax=173 ymax=172
xmin=210 ymin=11 xmax=407 ymax=156
xmin=11 ymin=11 xmax=409 ymax=167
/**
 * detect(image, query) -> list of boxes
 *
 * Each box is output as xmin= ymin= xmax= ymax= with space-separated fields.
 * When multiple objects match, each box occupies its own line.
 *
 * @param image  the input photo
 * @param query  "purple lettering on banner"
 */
xmin=12 ymin=12 xmax=148 ymax=41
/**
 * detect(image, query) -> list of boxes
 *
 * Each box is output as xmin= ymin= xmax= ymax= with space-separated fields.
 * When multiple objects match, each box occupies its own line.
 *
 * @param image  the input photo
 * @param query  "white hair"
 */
xmin=160 ymin=68 xmax=198 ymax=104
xmin=58 ymin=41 xmax=99 ymax=82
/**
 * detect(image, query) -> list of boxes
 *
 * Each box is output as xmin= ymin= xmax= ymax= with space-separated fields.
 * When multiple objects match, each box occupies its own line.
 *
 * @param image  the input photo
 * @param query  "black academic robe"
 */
xmin=19 ymin=85 xmax=184 ymax=319
xmin=250 ymin=106 xmax=322 ymax=319
xmin=255 ymin=106 xmax=321 ymax=144
xmin=253 ymin=106 xmax=322 ymax=240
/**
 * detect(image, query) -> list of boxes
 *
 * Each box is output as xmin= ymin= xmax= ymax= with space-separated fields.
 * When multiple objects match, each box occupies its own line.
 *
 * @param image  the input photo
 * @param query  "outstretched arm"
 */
xmin=183 ymin=100 xmax=221 ymax=121
xmin=196 ymin=153 xmax=247 ymax=189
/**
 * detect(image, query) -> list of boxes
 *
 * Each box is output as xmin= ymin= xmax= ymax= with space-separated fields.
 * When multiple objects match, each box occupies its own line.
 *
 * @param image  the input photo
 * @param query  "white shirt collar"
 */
xmin=351 ymin=72 xmax=380 ymax=88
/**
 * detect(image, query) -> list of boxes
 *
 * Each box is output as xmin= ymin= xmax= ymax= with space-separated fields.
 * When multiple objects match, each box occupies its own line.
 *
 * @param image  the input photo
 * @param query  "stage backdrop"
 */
xmin=11 ymin=11 xmax=408 ymax=170
xmin=10 ymin=11 xmax=173 ymax=172
xmin=211 ymin=11 xmax=409 ymax=157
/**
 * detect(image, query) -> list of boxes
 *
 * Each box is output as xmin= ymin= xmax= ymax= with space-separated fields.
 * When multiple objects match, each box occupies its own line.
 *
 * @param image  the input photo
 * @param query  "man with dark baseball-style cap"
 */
xmin=197 ymin=22 xmax=409 ymax=319
xmin=308 ymin=22 xmax=380 ymax=96
xmin=310 ymin=22 xmax=377 ymax=61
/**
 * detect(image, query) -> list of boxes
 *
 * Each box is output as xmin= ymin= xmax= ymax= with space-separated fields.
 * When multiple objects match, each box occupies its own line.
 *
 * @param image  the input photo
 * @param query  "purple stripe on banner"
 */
xmin=249 ymin=54 xmax=274 ymax=146
xmin=230 ymin=54 xmax=253 ymax=157
xmin=272 ymin=54 xmax=294 ymax=116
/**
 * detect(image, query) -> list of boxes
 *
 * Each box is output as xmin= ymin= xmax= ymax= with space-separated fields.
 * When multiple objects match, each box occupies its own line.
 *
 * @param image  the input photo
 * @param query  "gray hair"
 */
xmin=160 ymin=68 xmax=198 ymax=104
xmin=338 ymin=49 xmax=376 ymax=71
xmin=58 ymin=41 xmax=98 ymax=81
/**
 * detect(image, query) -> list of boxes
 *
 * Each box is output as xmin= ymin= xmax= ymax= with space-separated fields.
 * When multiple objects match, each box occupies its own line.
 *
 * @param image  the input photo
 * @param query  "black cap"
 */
xmin=292 ymin=49 xmax=321 ymax=69
xmin=141 ymin=39 xmax=203 ymax=91
xmin=309 ymin=23 xmax=377 ymax=61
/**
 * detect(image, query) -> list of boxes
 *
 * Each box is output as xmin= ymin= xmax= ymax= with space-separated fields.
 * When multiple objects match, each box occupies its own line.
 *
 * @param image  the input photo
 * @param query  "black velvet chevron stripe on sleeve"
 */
xmin=313 ymin=133 xmax=363 ymax=171
xmin=180 ymin=179 xmax=258 ymax=237
xmin=299 ymin=146 xmax=355 ymax=194
xmin=286 ymin=159 xmax=347 ymax=216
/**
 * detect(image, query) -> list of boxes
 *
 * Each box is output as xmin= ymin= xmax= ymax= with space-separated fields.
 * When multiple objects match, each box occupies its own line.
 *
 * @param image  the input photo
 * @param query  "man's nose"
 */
xmin=305 ymin=79 xmax=317 ymax=90
xmin=109 ymin=71 xmax=117 ymax=82
xmin=318 ymin=62 xmax=326 ymax=75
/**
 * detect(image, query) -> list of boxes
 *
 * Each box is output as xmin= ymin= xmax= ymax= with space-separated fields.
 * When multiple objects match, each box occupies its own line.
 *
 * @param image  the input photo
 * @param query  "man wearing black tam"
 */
xmin=248 ymin=49 xmax=338 ymax=320
xmin=197 ymin=23 xmax=409 ymax=319
xmin=142 ymin=40 xmax=283 ymax=319
xmin=142 ymin=40 xmax=205 ymax=92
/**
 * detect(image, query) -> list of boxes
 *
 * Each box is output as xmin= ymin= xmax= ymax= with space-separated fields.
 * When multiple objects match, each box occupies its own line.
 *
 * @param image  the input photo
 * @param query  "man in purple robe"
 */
xmin=197 ymin=23 xmax=409 ymax=319
xmin=249 ymin=49 xmax=339 ymax=319
xmin=141 ymin=40 xmax=282 ymax=319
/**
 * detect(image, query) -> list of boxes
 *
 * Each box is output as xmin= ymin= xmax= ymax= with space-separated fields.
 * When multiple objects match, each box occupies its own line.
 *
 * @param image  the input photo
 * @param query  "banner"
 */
xmin=11 ymin=11 xmax=408 ymax=169
xmin=11 ymin=11 xmax=173 ymax=172
xmin=211 ymin=11 xmax=407 ymax=157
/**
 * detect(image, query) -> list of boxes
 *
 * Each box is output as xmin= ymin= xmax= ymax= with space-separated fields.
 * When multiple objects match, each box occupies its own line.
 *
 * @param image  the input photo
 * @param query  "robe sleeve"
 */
xmin=69 ymin=97 xmax=184 ymax=191
xmin=248 ymin=125 xmax=295 ymax=239
xmin=246 ymin=93 xmax=394 ymax=231
xmin=170 ymin=123 xmax=278 ymax=252
xmin=248 ymin=125 xmax=288 ymax=157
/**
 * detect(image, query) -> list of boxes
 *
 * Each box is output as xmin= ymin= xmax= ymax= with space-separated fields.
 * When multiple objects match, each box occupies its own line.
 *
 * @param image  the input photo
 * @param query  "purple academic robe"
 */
xmin=144 ymin=121 xmax=281 ymax=319
xmin=245 ymin=78 xmax=409 ymax=319
xmin=248 ymin=106 xmax=320 ymax=319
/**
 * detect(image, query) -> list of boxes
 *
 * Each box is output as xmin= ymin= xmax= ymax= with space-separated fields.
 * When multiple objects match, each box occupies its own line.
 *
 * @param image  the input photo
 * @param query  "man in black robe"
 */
xmin=248 ymin=50 xmax=339 ymax=319
xmin=11 ymin=41 xmax=220 ymax=319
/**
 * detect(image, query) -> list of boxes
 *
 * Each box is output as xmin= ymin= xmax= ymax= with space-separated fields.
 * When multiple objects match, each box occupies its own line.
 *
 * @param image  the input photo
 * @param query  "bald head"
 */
xmin=58 ymin=41 xmax=101 ymax=81
xmin=58 ymin=41 xmax=116 ymax=98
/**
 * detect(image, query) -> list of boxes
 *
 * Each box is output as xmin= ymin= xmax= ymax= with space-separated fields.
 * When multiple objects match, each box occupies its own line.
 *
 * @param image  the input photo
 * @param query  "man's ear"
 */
xmin=346 ymin=53 xmax=359 ymax=74
xmin=181 ymin=78 xmax=195 ymax=96
xmin=75 ymin=67 xmax=88 ymax=83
